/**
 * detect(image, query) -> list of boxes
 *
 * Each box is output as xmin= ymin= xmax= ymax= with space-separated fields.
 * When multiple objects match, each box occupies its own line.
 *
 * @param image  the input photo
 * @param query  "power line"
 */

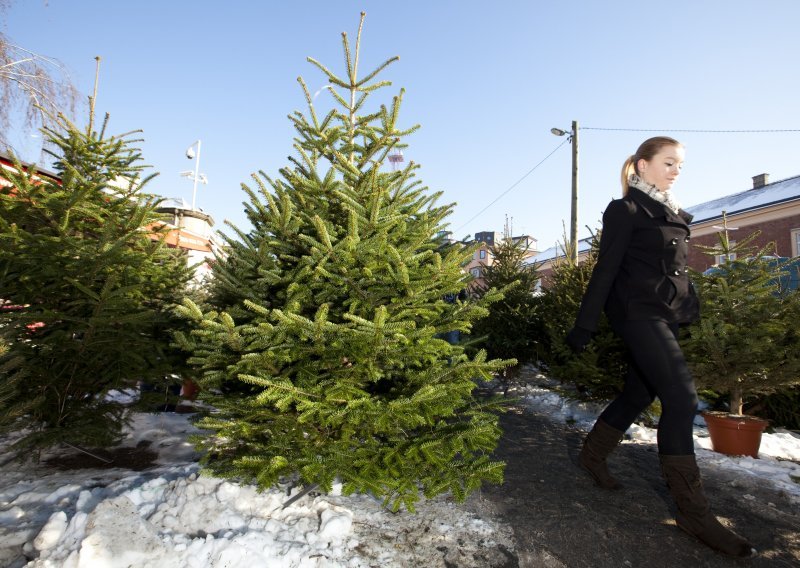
xmin=453 ymin=137 xmax=570 ymax=234
xmin=452 ymin=125 xmax=800 ymax=237
xmin=582 ymin=127 xmax=800 ymax=133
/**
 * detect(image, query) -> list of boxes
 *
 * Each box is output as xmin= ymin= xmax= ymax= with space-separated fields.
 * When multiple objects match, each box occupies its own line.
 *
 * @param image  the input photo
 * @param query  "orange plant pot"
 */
xmin=702 ymin=411 xmax=768 ymax=458
xmin=180 ymin=378 xmax=200 ymax=401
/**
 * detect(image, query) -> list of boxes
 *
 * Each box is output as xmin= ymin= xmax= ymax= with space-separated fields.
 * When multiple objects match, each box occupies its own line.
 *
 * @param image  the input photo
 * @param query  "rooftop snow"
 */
xmin=685 ymin=174 xmax=800 ymax=223
xmin=527 ymin=174 xmax=800 ymax=265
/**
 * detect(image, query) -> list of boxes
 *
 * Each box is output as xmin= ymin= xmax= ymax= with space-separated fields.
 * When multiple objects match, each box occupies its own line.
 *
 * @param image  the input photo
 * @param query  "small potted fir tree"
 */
xmin=682 ymin=226 xmax=800 ymax=458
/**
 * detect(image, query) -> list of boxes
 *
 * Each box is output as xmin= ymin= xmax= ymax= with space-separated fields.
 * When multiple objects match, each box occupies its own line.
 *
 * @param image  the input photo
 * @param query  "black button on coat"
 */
xmin=574 ymin=187 xmax=700 ymax=332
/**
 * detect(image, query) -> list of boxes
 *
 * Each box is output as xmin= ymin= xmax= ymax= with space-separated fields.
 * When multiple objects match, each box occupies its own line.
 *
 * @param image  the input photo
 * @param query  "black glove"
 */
xmin=566 ymin=326 xmax=592 ymax=354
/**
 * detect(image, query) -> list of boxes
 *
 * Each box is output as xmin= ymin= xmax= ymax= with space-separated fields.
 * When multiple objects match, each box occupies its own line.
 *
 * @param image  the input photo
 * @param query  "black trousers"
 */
xmin=598 ymin=319 xmax=698 ymax=455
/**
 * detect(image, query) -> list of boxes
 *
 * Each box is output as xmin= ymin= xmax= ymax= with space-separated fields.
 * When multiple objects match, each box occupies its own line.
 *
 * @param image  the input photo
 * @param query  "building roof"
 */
xmin=156 ymin=198 xmax=214 ymax=223
xmin=158 ymin=197 xmax=193 ymax=210
xmin=526 ymin=238 xmax=592 ymax=264
xmin=685 ymin=174 xmax=800 ymax=224
xmin=527 ymin=173 xmax=800 ymax=266
xmin=0 ymin=152 xmax=60 ymax=183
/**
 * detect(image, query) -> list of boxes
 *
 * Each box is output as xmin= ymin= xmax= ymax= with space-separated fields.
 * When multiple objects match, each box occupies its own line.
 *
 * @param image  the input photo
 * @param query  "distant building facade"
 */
xmin=151 ymin=198 xmax=220 ymax=285
xmin=464 ymin=230 xmax=538 ymax=292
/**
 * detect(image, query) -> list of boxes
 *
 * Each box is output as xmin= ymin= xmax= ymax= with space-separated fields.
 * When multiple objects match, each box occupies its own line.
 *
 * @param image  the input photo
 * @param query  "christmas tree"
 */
xmin=471 ymin=235 xmax=541 ymax=382
xmin=535 ymin=232 xmax=626 ymax=401
xmin=0 ymin=100 xmax=192 ymax=456
xmin=178 ymin=14 xmax=511 ymax=511
xmin=682 ymin=228 xmax=800 ymax=415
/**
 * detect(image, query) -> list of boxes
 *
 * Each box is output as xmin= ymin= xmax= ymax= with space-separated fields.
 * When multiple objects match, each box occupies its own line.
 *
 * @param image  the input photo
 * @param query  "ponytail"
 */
xmin=620 ymin=156 xmax=636 ymax=196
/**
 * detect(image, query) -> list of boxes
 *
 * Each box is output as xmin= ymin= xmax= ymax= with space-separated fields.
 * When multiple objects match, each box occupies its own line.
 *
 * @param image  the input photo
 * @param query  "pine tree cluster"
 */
xmin=470 ymin=236 xmax=541 ymax=383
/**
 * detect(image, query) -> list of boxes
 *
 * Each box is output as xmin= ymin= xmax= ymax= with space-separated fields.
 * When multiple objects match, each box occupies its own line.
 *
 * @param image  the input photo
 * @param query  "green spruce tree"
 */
xmin=471 ymin=236 xmax=541 ymax=382
xmin=682 ymin=229 xmax=800 ymax=415
xmin=0 ymin=104 xmax=192 ymax=456
xmin=178 ymin=14 xmax=511 ymax=511
xmin=535 ymin=233 xmax=627 ymax=400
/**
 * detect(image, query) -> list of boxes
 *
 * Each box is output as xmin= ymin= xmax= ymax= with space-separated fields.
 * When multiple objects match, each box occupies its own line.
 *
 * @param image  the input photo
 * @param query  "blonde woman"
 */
xmin=566 ymin=137 xmax=753 ymax=557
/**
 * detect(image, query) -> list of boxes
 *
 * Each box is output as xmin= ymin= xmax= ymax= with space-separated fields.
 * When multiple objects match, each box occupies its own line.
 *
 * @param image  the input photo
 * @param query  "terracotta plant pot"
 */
xmin=180 ymin=378 xmax=200 ymax=401
xmin=702 ymin=411 xmax=769 ymax=458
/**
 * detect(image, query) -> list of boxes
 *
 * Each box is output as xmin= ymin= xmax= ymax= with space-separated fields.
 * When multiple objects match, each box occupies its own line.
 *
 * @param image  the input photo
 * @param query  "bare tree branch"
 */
xmin=0 ymin=30 xmax=82 ymax=156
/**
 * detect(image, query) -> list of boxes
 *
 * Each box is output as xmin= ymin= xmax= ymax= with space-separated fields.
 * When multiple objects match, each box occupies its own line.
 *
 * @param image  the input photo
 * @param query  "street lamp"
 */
xmin=551 ymin=120 xmax=579 ymax=264
xmin=180 ymin=140 xmax=208 ymax=210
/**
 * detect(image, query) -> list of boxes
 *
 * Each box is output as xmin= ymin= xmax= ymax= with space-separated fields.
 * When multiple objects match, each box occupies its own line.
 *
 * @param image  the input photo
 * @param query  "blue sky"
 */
xmin=4 ymin=0 xmax=800 ymax=249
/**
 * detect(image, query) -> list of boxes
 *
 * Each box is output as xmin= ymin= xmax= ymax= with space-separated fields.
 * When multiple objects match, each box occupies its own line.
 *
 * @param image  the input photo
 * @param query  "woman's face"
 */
xmin=638 ymin=144 xmax=685 ymax=192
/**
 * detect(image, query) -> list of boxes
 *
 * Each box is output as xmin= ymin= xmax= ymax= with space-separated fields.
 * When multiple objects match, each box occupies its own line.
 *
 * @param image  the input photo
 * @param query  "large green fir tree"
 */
xmin=178 ymin=15 xmax=511 ymax=510
xmin=0 ymin=110 xmax=193 ymax=456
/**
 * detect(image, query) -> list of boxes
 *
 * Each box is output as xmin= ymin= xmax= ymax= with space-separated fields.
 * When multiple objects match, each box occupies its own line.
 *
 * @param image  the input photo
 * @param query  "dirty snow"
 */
xmin=1 ymin=374 xmax=798 ymax=567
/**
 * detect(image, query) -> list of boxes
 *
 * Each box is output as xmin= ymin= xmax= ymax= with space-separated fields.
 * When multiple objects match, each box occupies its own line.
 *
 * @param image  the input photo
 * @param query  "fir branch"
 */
xmin=305 ymin=57 xmax=348 ymax=88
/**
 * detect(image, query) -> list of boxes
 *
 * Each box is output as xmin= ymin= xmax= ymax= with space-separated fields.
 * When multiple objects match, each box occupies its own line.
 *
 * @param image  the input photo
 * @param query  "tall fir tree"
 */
xmin=471 ymin=236 xmax=541 ymax=380
xmin=178 ymin=14 xmax=511 ymax=511
xmin=0 ymin=103 xmax=193 ymax=456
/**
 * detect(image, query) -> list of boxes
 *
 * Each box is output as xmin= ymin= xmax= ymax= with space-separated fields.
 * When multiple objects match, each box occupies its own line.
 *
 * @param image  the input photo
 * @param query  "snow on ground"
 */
xmin=1 ymin=374 xmax=799 ymax=568
xmin=0 ymin=409 xmax=514 ymax=568
xmin=514 ymin=372 xmax=800 ymax=502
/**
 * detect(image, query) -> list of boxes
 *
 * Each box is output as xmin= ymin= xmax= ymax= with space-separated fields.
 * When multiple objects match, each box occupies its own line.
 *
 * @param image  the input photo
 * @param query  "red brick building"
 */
xmin=684 ymin=173 xmax=800 ymax=271
xmin=530 ymin=172 xmax=800 ymax=280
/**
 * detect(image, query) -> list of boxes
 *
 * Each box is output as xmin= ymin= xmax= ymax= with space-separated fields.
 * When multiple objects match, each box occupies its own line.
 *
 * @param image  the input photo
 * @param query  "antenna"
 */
xmin=388 ymin=148 xmax=404 ymax=171
xmin=503 ymin=214 xmax=513 ymax=239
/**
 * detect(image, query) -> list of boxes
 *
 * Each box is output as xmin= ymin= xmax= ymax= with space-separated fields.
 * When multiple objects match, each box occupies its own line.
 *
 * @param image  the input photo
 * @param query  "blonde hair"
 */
xmin=620 ymin=136 xmax=683 ymax=196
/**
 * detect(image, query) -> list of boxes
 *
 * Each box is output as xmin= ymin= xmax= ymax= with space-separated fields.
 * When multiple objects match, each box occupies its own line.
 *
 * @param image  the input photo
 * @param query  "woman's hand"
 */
xmin=566 ymin=327 xmax=592 ymax=353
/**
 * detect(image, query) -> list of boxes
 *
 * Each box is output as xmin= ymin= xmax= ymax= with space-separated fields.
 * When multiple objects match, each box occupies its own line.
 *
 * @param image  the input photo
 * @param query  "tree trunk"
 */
xmin=730 ymin=386 xmax=744 ymax=415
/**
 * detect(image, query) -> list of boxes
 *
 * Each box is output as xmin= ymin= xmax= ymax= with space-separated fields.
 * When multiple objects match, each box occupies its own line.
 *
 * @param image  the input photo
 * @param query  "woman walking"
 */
xmin=566 ymin=136 xmax=754 ymax=557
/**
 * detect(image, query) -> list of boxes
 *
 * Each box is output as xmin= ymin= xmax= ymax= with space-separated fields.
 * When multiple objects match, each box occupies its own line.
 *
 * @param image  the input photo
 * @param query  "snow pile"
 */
xmin=1 ymin=372 xmax=798 ymax=567
xmin=0 ymin=411 xmax=514 ymax=568
xmin=25 ymin=469 xmax=359 ymax=567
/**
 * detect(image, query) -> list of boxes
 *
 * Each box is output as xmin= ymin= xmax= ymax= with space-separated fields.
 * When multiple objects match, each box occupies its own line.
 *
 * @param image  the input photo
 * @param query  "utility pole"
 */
xmin=180 ymin=140 xmax=208 ymax=211
xmin=569 ymin=120 xmax=579 ymax=264
xmin=190 ymin=140 xmax=202 ymax=211
xmin=551 ymin=120 xmax=579 ymax=264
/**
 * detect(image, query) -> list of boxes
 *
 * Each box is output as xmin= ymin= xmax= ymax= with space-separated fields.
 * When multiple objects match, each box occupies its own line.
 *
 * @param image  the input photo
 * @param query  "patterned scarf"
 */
xmin=628 ymin=174 xmax=683 ymax=215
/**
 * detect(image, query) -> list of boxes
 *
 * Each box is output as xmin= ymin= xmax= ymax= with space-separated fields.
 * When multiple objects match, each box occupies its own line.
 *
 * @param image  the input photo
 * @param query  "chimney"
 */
xmin=752 ymin=173 xmax=770 ymax=189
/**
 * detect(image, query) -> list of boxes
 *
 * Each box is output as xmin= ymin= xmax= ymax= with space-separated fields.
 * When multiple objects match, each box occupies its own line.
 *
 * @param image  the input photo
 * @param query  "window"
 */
xmin=715 ymin=241 xmax=737 ymax=265
xmin=470 ymin=267 xmax=481 ymax=278
xmin=792 ymin=229 xmax=800 ymax=257
xmin=479 ymin=249 xmax=487 ymax=259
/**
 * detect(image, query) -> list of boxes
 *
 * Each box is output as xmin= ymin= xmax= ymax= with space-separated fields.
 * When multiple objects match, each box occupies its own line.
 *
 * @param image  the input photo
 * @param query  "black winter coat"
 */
xmin=574 ymin=187 xmax=700 ymax=332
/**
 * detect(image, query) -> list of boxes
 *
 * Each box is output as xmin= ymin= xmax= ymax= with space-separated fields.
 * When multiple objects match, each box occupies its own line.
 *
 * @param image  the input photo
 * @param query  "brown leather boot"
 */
xmin=659 ymin=454 xmax=755 ymax=557
xmin=579 ymin=419 xmax=624 ymax=489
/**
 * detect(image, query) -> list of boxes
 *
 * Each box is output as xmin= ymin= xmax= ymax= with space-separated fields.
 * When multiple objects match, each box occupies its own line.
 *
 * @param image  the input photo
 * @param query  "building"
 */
xmin=151 ymin=198 xmax=220 ymax=285
xmin=526 ymin=238 xmax=592 ymax=288
xmin=464 ymin=230 xmax=538 ymax=291
xmin=0 ymin=152 xmax=60 ymax=188
xmin=529 ymin=172 xmax=800 ymax=281
xmin=684 ymin=173 xmax=800 ymax=271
